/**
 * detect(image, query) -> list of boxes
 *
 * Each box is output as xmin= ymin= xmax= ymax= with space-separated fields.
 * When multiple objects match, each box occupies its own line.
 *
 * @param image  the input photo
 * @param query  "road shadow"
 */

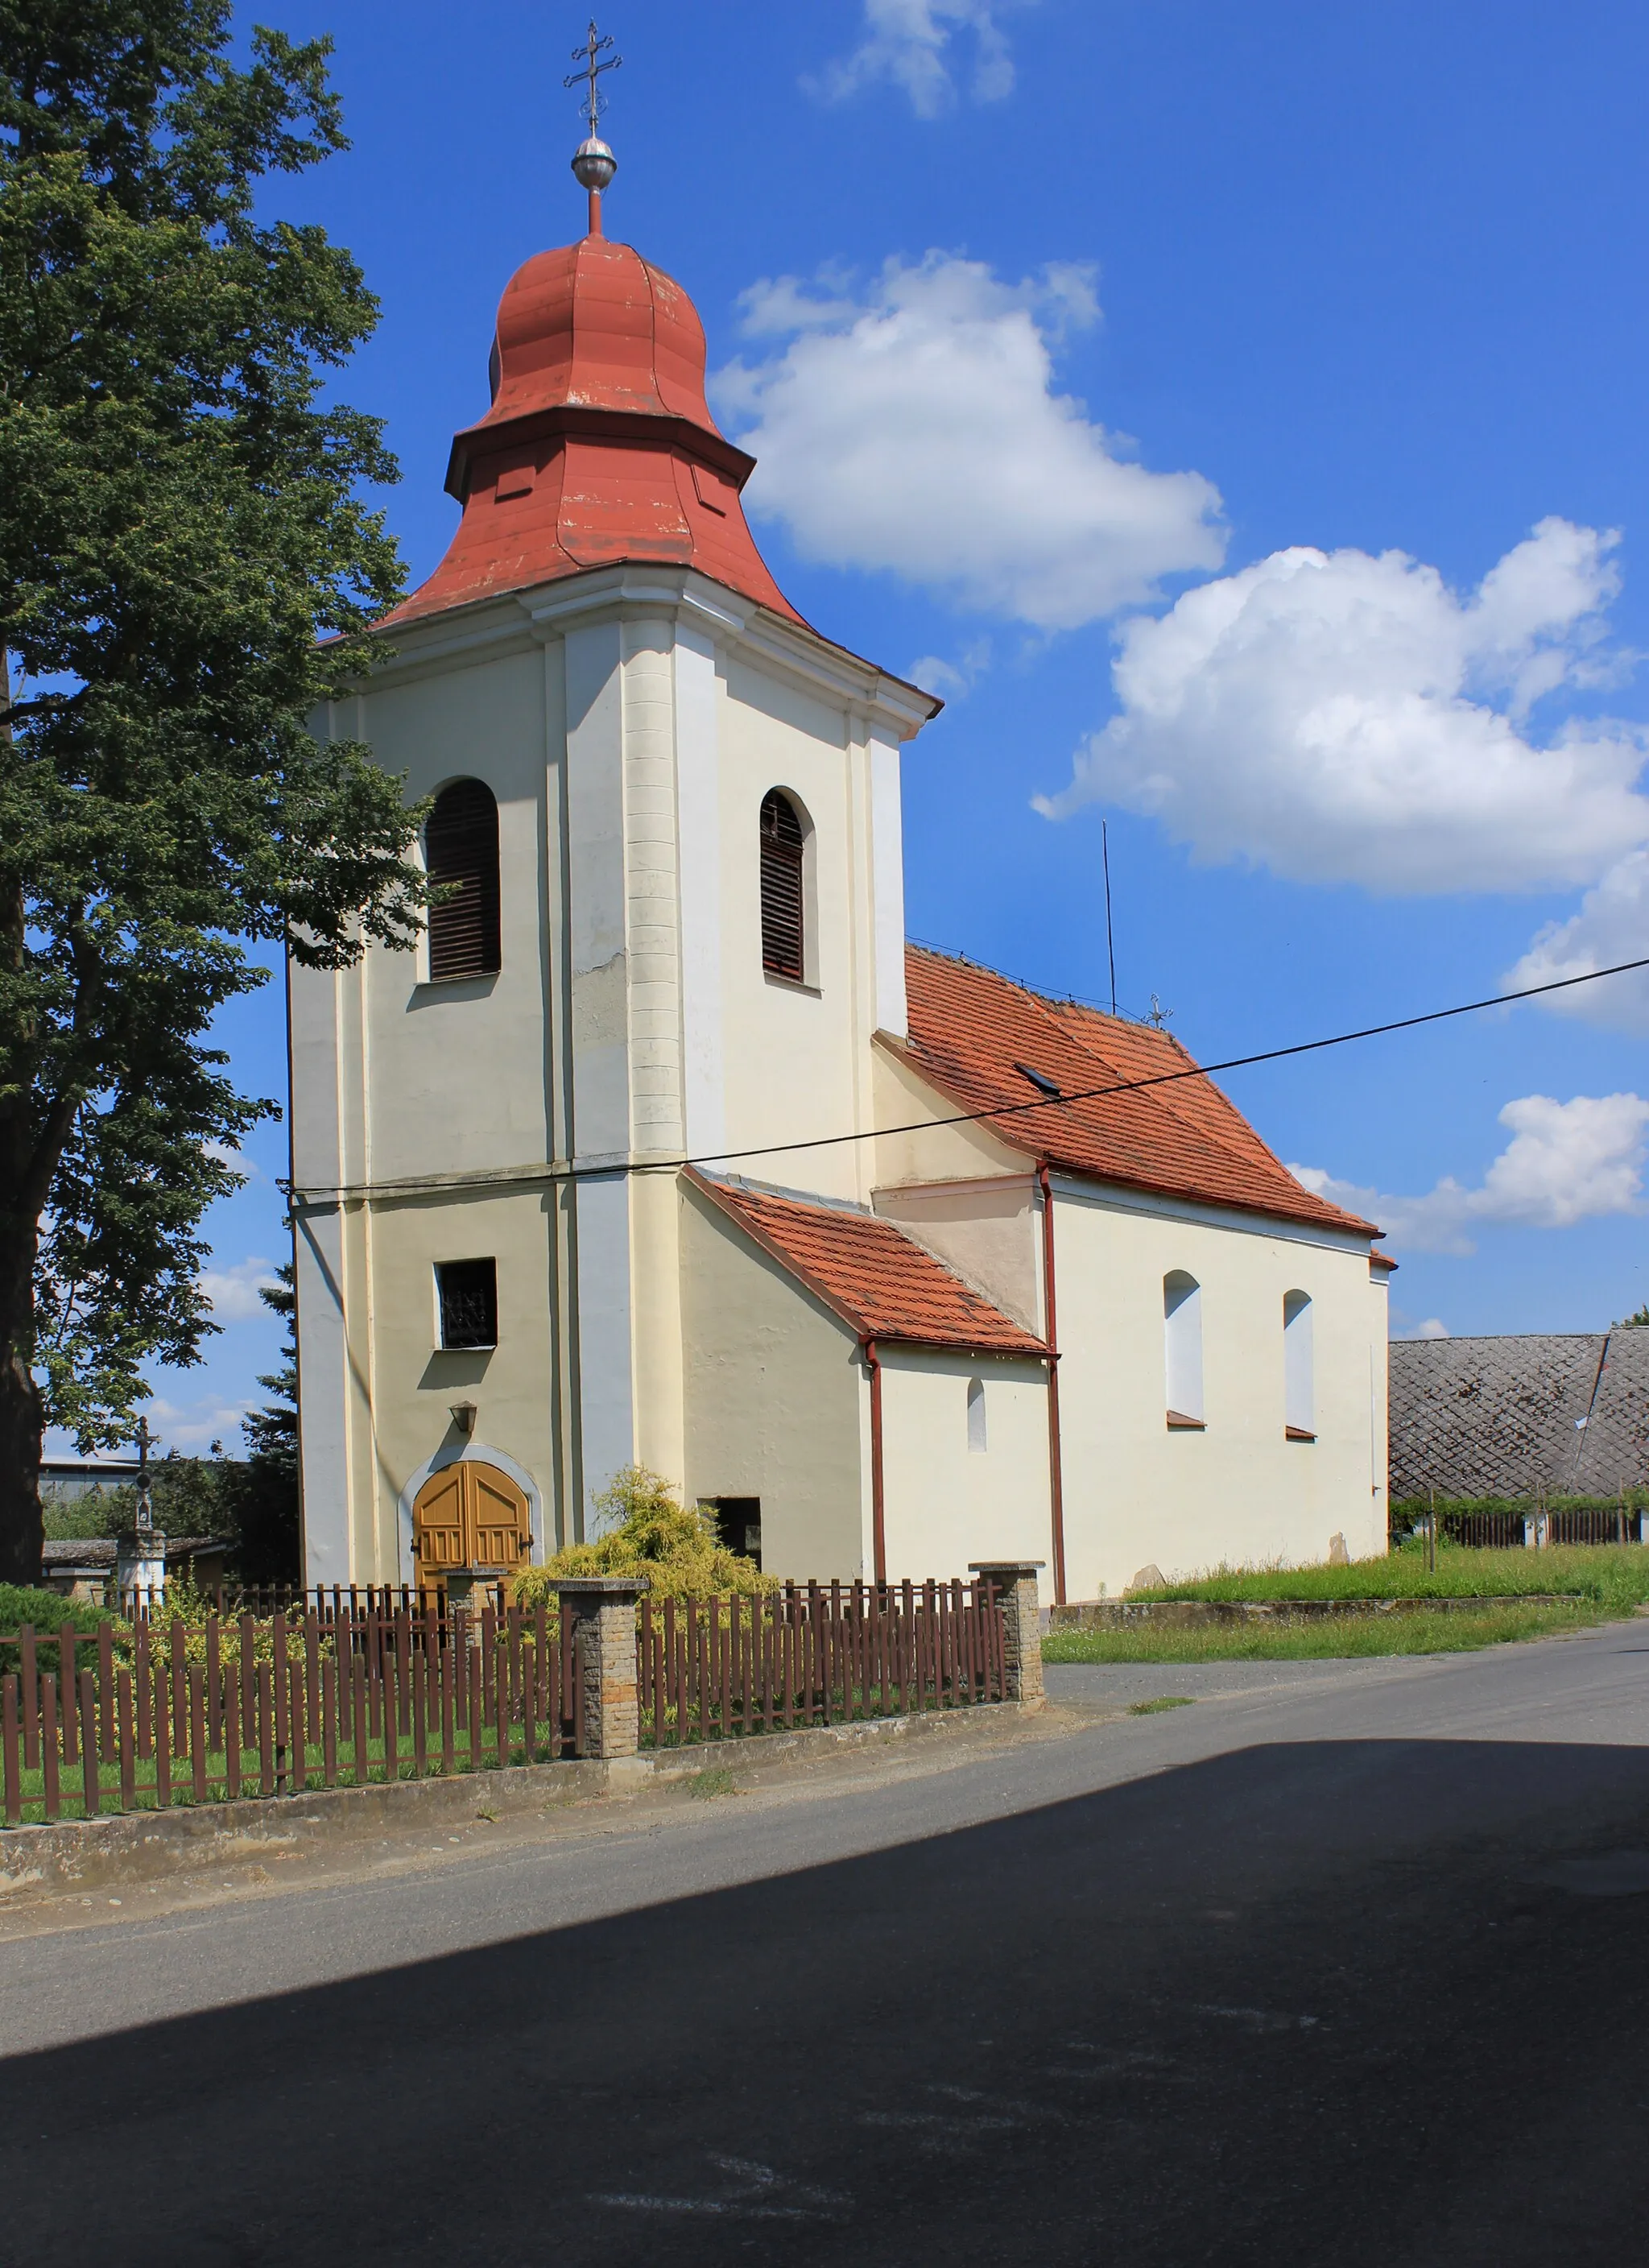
xmin=3 ymin=1735 xmax=1649 ymax=2266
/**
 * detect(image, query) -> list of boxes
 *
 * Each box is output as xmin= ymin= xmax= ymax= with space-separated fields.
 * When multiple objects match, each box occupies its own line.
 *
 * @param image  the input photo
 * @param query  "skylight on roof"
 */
xmin=1014 ymin=1062 xmax=1063 ymax=1099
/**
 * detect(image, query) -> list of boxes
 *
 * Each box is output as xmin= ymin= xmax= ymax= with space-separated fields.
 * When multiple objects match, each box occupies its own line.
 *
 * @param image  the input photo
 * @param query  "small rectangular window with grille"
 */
xmin=436 ymin=1258 xmax=498 ymax=1350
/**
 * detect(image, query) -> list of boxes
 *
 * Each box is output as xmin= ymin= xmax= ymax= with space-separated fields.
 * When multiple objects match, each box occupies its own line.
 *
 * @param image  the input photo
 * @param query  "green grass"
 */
xmin=681 ymin=1765 xmax=739 ymax=1799
xmin=1044 ymin=1600 xmax=1605 ymax=1665
xmin=1127 ymin=1695 xmax=1196 ymax=1714
xmin=3 ymin=1729 xmax=561 ymax=1826
xmin=1128 ymin=1542 xmax=1649 ymax=1611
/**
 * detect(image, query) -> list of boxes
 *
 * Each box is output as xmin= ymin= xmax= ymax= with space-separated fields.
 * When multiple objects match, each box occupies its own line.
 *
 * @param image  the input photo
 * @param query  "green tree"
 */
xmin=1617 ymin=1304 xmax=1649 ymax=1327
xmin=1 ymin=5 xmax=424 ymax=1581
xmin=223 ymin=1260 xmax=299 ymax=1580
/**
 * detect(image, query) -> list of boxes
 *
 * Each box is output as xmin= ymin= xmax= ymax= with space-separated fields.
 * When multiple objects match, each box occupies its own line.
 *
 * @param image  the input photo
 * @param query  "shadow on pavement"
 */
xmin=4 ymin=1735 xmax=1649 ymax=2266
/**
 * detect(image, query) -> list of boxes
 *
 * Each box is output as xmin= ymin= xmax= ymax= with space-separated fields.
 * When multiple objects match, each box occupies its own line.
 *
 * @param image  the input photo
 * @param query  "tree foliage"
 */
xmin=0 ymin=4 xmax=424 ymax=1578
xmin=510 ymin=1467 xmax=775 ymax=1623
xmin=41 ymin=1263 xmax=300 ymax=1579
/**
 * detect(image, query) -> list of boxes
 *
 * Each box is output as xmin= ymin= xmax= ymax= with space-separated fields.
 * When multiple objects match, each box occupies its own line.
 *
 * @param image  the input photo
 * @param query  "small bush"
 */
xmin=510 ymin=1466 xmax=776 ymax=1624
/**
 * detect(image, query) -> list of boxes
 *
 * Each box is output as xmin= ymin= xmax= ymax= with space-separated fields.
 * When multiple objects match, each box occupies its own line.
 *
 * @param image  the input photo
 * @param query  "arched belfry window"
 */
xmin=426 ymin=779 xmax=501 ymax=982
xmin=759 ymin=789 xmax=805 ymax=981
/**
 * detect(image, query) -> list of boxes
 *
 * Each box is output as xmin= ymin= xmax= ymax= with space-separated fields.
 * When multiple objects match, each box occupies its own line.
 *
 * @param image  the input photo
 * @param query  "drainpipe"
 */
xmin=1037 ymin=1161 xmax=1068 ymax=1606
xmin=864 ymin=1338 xmax=886 ymax=1587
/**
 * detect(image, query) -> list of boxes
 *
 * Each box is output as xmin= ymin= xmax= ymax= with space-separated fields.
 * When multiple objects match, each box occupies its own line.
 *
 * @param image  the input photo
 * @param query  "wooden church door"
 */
xmin=411 ymin=1461 xmax=531 ymax=1575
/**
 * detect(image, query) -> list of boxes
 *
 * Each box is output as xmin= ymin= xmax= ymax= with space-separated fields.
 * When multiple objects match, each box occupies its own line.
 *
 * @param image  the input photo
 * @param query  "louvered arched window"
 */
xmin=759 ymin=789 xmax=805 ymax=981
xmin=426 ymin=779 xmax=501 ymax=981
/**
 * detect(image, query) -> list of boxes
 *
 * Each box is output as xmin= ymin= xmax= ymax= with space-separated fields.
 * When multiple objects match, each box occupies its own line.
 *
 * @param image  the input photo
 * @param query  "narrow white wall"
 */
xmin=294 ymin=1204 xmax=351 ymax=1584
xmin=869 ymin=726 xmax=907 ymax=1039
xmin=1054 ymin=1186 xmax=1388 ymax=1595
xmin=675 ymin=623 xmax=725 ymax=1159
xmin=679 ymin=1185 xmax=867 ymax=1578
xmin=878 ymin=1349 xmax=1051 ymax=1582
xmin=872 ymin=1177 xmax=1040 ymax=1334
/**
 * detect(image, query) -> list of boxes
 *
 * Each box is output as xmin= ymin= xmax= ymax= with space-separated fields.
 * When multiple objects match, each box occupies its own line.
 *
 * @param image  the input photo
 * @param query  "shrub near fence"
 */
xmin=0 ymin=1577 xmax=1013 ymax=1827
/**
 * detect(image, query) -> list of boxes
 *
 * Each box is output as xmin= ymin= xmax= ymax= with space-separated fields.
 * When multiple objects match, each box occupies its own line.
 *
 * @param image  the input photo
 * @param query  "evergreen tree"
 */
xmin=227 ymin=1261 xmax=299 ymax=1581
xmin=1 ymin=5 xmax=425 ymax=1579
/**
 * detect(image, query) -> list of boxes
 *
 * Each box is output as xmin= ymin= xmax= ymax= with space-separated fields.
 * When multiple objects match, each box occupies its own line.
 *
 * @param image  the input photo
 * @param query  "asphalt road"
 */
xmin=2 ymin=1624 xmax=1648 ymax=2265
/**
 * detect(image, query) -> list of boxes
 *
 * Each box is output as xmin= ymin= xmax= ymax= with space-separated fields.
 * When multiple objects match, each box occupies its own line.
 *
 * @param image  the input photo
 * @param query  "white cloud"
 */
xmin=1507 ymin=847 xmax=1649 ymax=1034
xmin=1292 ymin=1091 xmax=1649 ymax=1257
xmin=717 ymin=255 xmax=1224 ymax=631
xmin=1391 ymin=1317 xmax=1452 ymax=1341
xmin=199 ymin=1256 xmax=281 ymax=1322
xmin=808 ymin=2 xmax=1020 ymax=118
xmin=146 ymin=1394 xmax=255 ymax=1456
xmin=1035 ymin=519 xmax=1649 ymax=893
xmin=908 ymin=638 xmax=992 ymax=702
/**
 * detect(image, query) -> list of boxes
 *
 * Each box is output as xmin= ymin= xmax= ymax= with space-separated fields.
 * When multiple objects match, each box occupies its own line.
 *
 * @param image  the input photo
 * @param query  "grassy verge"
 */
xmin=1126 ymin=1542 xmax=1649 ymax=1612
xmin=1044 ymin=1600 xmax=1605 ymax=1665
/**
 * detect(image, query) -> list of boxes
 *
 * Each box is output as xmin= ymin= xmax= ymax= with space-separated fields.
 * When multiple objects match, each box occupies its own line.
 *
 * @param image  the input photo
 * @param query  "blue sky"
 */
xmin=93 ymin=0 xmax=1649 ymax=1455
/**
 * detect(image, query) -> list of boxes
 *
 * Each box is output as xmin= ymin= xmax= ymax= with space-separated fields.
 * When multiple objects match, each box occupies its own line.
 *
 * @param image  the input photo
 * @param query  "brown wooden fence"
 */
xmin=637 ymin=1579 xmax=1006 ymax=1748
xmin=0 ymin=1600 xmax=576 ymax=1827
xmin=0 ymin=1578 xmax=1012 ymax=1827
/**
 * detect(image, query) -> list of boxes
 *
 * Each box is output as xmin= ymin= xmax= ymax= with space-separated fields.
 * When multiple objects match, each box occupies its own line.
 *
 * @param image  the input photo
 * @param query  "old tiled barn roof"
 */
xmin=900 ymin=948 xmax=1379 ymax=1240
xmin=686 ymin=1169 xmax=1048 ymax=1355
xmin=1388 ymin=1329 xmax=1649 ymax=1500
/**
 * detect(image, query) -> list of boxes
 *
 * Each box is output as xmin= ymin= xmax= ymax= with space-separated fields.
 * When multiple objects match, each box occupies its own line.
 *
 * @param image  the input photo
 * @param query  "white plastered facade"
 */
xmin=291 ymin=567 xmax=937 ymax=1582
xmin=291 ymin=560 xmax=1390 ymax=1596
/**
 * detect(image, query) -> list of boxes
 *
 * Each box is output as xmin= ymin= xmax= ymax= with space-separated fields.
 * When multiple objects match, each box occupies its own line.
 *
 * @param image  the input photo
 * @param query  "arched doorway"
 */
xmin=411 ymin=1460 xmax=532 ymax=1578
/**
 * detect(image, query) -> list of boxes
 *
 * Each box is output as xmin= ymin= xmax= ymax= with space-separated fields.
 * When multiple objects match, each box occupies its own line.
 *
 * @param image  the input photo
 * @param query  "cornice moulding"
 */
xmin=345 ymin=565 xmax=939 ymax=738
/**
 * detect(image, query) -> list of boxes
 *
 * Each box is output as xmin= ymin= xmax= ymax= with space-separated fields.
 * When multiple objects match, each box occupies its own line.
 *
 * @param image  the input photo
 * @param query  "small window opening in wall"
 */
xmin=966 ymin=1376 xmax=987 ymax=1453
xmin=759 ymin=789 xmax=805 ymax=980
xmin=436 ymin=1258 xmax=498 ymax=1350
xmin=426 ymin=779 xmax=501 ymax=982
xmin=1163 ymin=1270 xmax=1205 ymax=1427
xmin=1283 ymin=1289 xmax=1315 ymax=1440
xmin=705 ymin=1497 xmax=763 ymax=1568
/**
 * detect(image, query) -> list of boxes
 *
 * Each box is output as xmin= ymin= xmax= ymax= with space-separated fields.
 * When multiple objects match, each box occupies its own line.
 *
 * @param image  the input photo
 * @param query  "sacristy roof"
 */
xmin=686 ymin=1169 xmax=1048 ymax=1355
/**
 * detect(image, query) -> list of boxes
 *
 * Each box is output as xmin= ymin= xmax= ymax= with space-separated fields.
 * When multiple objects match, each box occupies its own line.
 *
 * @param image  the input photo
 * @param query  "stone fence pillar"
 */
xmin=969 ymin=1561 xmax=1045 ymax=1705
xmin=556 ymin=1576 xmax=650 ymax=1759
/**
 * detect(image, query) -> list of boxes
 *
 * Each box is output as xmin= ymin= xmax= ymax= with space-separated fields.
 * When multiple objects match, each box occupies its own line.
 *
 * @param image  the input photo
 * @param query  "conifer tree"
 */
xmin=1 ymin=5 xmax=423 ymax=1579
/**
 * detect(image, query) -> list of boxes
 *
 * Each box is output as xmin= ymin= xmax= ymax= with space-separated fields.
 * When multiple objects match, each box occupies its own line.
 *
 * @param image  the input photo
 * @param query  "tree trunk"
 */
xmin=0 ymin=1306 xmax=44 ymax=1587
xmin=0 ymin=644 xmax=45 ymax=1583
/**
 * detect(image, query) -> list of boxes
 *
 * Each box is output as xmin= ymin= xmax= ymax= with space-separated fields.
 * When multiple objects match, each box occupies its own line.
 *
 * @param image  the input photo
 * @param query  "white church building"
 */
xmin=289 ymin=159 xmax=1391 ymax=1605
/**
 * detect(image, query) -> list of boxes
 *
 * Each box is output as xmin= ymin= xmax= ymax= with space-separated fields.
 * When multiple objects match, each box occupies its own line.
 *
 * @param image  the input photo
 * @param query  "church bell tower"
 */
xmin=287 ymin=52 xmax=937 ymax=1586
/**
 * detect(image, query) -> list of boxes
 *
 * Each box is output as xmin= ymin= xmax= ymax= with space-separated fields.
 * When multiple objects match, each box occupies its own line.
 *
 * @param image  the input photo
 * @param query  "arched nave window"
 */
xmin=966 ymin=1376 xmax=987 ymax=1453
xmin=1163 ymin=1272 xmax=1205 ymax=1428
xmin=1283 ymin=1290 xmax=1315 ymax=1440
xmin=426 ymin=778 xmax=501 ymax=981
xmin=759 ymin=788 xmax=805 ymax=981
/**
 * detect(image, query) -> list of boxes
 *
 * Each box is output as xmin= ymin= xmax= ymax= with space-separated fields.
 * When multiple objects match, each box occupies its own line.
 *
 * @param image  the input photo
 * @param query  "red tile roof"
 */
xmin=686 ymin=1169 xmax=1047 ymax=1355
xmin=900 ymin=947 xmax=1381 ymax=1240
xmin=380 ymin=235 xmax=800 ymax=632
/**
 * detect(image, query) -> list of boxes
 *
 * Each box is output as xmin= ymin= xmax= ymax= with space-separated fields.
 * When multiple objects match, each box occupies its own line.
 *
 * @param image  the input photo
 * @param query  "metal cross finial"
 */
xmin=564 ymin=18 xmax=622 ymax=138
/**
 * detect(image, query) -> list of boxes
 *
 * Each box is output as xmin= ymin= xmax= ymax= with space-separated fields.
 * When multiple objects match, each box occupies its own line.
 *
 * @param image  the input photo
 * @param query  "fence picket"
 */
xmin=79 ymin=1670 xmax=99 ymax=1817
xmin=59 ymin=1628 xmax=77 ymax=1768
xmin=3 ymin=1675 xmax=19 ymax=1827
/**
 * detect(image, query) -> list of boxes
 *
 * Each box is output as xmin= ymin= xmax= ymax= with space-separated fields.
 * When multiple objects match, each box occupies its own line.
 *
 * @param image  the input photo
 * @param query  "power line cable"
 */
xmin=286 ymin=951 xmax=1649 ymax=1200
xmin=660 ymin=950 xmax=1649 ymax=1178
